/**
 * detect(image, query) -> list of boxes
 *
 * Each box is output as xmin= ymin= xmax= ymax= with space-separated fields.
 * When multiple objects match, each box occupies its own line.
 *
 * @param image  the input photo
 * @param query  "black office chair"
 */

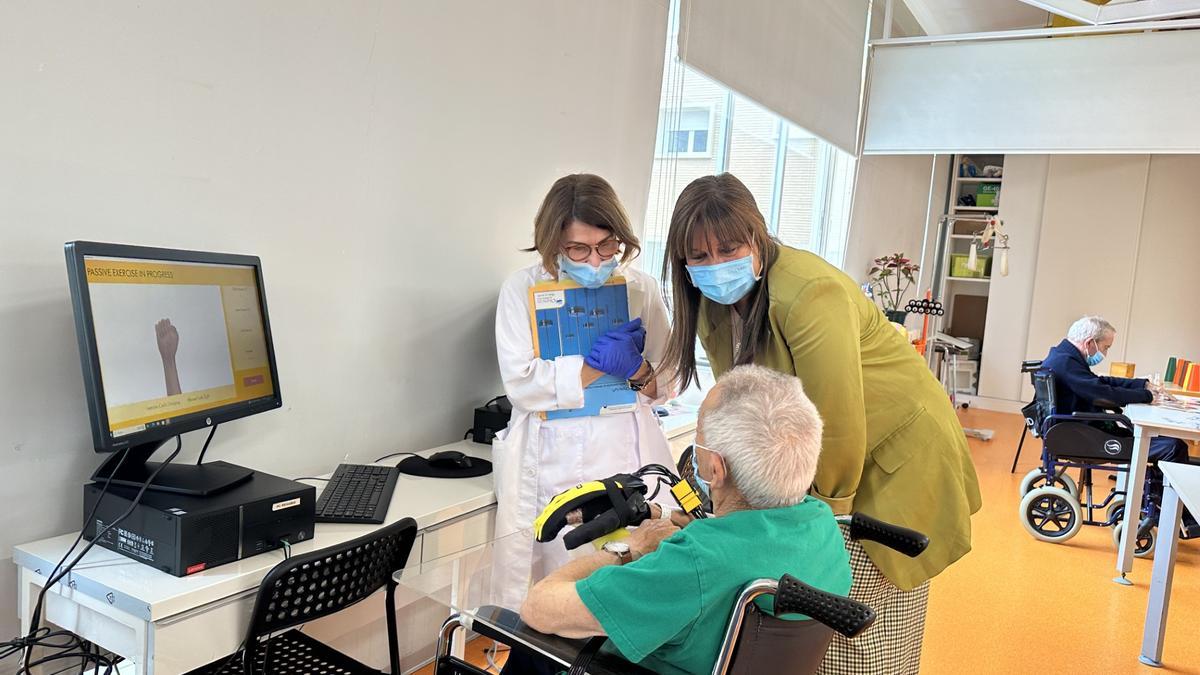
xmin=1010 ymin=359 xmax=1044 ymax=473
xmin=185 ymin=517 xmax=418 ymax=675
xmin=433 ymin=513 xmax=928 ymax=675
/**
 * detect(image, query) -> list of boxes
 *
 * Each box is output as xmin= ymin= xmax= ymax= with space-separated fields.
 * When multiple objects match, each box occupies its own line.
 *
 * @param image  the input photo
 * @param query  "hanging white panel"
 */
xmin=863 ymin=29 xmax=1200 ymax=154
xmin=679 ymin=0 xmax=871 ymax=155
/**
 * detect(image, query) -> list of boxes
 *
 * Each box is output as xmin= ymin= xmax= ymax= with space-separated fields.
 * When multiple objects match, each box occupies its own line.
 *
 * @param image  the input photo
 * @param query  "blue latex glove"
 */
xmin=615 ymin=317 xmax=646 ymax=352
xmin=585 ymin=318 xmax=646 ymax=380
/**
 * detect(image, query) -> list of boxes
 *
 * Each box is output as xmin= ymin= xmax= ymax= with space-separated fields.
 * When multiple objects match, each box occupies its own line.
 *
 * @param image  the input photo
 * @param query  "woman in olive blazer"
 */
xmin=661 ymin=174 xmax=981 ymax=675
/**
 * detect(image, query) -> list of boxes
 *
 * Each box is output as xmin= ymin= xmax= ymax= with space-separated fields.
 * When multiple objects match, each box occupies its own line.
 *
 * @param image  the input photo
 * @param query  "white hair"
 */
xmin=1067 ymin=316 xmax=1116 ymax=345
xmin=701 ymin=365 xmax=823 ymax=509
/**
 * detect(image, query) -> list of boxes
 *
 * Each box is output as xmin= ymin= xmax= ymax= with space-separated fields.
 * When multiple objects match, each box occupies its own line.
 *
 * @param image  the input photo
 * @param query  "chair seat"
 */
xmin=184 ymin=629 xmax=379 ymax=675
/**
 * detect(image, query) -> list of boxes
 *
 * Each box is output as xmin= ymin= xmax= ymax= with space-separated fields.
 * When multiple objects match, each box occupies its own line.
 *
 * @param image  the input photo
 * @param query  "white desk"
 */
xmin=1140 ymin=461 xmax=1200 ymax=667
xmin=1115 ymin=404 xmax=1200 ymax=584
xmin=12 ymin=440 xmax=496 ymax=674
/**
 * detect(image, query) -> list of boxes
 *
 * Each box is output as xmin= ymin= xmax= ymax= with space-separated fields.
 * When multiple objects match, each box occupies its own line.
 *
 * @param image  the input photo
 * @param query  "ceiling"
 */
xmin=900 ymin=0 xmax=1051 ymax=35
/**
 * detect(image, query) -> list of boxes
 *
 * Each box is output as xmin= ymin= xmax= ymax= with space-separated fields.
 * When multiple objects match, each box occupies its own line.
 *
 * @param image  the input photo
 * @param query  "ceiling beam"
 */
xmin=900 ymin=0 xmax=947 ymax=37
xmin=1014 ymin=0 xmax=1103 ymax=24
xmin=1098 ymin=0 xmax=1200 ymax=23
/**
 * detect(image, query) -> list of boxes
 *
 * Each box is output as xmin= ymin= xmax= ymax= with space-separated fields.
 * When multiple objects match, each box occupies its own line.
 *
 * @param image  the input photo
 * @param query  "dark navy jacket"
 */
xmin=1042 ymin=338 xmax=1151 ymax=414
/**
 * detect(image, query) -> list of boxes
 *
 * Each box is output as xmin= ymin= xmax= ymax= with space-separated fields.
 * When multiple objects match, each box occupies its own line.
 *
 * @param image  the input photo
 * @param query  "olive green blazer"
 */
xmin=698 ymin=246 xmax=982 ymax=590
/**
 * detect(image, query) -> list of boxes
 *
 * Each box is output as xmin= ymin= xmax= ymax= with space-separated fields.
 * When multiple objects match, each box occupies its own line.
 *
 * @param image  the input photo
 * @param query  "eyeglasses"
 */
xmin=562 ymin=238 xmax=622 ymax=263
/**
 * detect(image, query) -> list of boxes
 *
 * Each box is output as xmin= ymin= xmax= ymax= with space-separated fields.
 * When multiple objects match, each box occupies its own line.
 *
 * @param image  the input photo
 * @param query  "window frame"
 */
xmin=654 ymin=105 xmax=715 ymax=159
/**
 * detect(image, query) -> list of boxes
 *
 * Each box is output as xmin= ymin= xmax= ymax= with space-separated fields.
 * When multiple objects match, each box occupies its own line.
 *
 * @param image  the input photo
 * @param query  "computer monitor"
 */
xmin=64 ymin=241 xmax=283 ymax=495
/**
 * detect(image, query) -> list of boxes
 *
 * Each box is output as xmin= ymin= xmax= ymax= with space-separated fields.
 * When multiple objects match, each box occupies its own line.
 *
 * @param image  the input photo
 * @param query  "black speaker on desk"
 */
xmin=469 ymin=396 xmax=512 ymax=444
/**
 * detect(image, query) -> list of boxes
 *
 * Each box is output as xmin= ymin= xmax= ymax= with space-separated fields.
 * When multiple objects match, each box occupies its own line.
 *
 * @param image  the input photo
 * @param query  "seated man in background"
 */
xmin=1043 ymin=315 xmax=1194 ymax=531
xmin=510 ymin=365 xmax=851 ymax=675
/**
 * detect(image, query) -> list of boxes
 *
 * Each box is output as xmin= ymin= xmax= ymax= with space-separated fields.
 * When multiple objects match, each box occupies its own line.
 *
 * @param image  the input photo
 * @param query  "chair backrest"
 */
xmin=714 ymin=575 xmax=873 ymax=675
xmin=244 ymin=517 xmax=418 ymax=642
xmin=727 ymin=604 xmax=832 ymax=675
xmin=1021 ymin=359 xmax=1044 ymax=377
xmin=1031 ymin=370 xmax=1057 ymax=431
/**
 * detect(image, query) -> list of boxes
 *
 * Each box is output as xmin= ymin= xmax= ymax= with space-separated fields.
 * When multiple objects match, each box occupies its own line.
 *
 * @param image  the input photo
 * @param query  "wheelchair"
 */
xmin=1017 ymin=370 xmax=1158 ymax=556
xmin=431 ymin=513 xmax=929 ymax=675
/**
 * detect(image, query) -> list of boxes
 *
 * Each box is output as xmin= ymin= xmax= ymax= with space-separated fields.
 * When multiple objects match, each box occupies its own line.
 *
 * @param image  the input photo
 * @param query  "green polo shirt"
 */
xmin=575 ymin=497 xmax=851 ymax=675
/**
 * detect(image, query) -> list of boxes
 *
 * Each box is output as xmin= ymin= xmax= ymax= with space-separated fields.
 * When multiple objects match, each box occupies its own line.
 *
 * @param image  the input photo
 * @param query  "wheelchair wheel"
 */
xmin=1105 ymin=496 xmax=1125 ymax=525
xmin=1019 ymin=468 xmax=1078 ymax=500
xmin=1020 ymin=486 xmax=1083 ymax=543
xmin=1112 ymin=520 xmax=1156 ymax=559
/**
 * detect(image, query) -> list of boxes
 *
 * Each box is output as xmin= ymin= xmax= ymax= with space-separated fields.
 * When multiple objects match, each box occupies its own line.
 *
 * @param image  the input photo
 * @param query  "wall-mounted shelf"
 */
xmin=957 ymin=177 xmax=1003 ymax=184
xmin=947 ymin=276 xmax=991 ymax=283
xmin=955 ymin=206 xmax=999 ymax=212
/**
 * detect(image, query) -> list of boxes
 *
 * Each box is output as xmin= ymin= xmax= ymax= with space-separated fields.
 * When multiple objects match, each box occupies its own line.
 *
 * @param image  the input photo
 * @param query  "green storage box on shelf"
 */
xmin=976 ymin=183 xmax=1000 ymax=207
xmin=950 ymin=253 xmax=991 ymax=278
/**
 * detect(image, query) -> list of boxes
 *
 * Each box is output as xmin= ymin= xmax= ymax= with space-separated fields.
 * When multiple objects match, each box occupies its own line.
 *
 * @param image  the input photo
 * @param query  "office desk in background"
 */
xmin=1115 ymin=404 xmax=1200 ymax=584
xmin=1140 ymin=461 xmax=1200 ymax=667
xmin=13 ymin=441 xmax=496 ymax=675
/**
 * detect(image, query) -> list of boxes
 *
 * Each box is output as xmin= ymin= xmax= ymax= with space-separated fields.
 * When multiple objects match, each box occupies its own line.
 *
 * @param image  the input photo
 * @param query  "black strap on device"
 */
xmin=568 ymin=636 xmax=607 ymax=675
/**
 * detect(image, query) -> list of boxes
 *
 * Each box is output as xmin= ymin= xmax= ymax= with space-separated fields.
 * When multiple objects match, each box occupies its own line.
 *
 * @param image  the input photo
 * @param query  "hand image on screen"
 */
xmin=155 ymin=318 xmax=182 ymax=396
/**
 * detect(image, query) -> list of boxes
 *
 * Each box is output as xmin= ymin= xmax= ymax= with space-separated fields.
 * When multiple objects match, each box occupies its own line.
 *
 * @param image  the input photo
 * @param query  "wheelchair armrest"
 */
xmin=1048 ymin=412 xmax=1133 ymax=427
xmin=774 ymin=575 xmax=875 ymax=639
xmin=466 ymin=606 xmax=654 ymax=675
xmin=838 ymin=512 xmax=930 ymax=558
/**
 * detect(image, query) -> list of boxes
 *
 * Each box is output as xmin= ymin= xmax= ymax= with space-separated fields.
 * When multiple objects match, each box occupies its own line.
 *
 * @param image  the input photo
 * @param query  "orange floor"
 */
xmin=422 ymin=408 xmax=1200 ymax=674
xmin=923 ymin=408 xmax=1200 ymax=674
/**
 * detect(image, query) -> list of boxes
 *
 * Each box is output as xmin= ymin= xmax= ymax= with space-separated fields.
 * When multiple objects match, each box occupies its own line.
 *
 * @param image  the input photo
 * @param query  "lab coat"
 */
xmin=491 ymin=262 xmax=676 ymax=609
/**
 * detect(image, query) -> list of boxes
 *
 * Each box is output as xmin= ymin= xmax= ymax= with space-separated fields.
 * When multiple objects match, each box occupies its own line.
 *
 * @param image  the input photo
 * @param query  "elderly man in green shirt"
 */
xmin=512 ymin=365 xmax=852 ymax=675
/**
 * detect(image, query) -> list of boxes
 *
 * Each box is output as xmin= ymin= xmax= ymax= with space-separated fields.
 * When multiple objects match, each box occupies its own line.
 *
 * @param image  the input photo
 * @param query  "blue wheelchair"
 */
xmin=1017 ymin=370 xmax=1158 ymax=557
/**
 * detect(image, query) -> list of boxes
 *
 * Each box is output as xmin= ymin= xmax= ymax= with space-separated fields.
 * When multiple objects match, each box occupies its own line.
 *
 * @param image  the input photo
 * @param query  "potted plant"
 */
xmin=868 ymin=253 xmax=920 ymax=324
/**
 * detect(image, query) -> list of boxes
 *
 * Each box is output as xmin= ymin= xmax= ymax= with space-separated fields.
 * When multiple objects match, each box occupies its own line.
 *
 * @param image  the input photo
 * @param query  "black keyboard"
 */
xmin=315 ymin=463 xmax=400 ymax=524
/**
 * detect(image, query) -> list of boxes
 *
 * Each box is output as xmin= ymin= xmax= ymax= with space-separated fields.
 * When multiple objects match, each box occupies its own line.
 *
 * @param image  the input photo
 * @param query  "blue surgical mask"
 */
xmin=686 ymin=255 xmax=760 ymax=305
xmin=558 ymin=255 xmax=618 ymax=289
xmin=690 ymin=444 xmax=713 ymax=501
xmin=1086 ymin=342 xmax=1105 ymax=367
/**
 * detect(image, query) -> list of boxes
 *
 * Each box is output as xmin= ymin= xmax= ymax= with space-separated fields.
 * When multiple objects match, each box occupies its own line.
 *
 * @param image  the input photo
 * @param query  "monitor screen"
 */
xmin=66 ymin=242 xmax=283 ymax=451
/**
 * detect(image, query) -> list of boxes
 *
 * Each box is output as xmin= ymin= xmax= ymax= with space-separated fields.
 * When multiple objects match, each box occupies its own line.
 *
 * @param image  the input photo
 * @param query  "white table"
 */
xmin=1140 ymin=461 xmax=1200 ymax=667
xmin=13 ymin=440 xmax=496 ymax=674
xmin=1114 ymin=404 xmax=1200 ymax=584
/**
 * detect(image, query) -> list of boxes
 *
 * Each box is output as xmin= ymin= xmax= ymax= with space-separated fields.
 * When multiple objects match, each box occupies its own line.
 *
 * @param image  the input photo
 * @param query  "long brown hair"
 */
xmin=526 ymin=174 xmax=642 ymax=277
xmin=661 ymin=174 xmax=779 ymax=390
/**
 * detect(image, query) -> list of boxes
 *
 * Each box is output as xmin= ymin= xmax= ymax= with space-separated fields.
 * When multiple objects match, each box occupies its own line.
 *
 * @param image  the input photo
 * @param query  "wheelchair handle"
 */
xmin=775 ymin=574 xmax=875 ymax=638
xmin=837 ymin=513 xmax=929 ymax=558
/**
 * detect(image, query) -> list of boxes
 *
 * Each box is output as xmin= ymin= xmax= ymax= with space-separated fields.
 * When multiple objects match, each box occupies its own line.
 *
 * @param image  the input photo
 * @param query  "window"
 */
xmin=641 ymin=0 xmax=857 ymax=405
xmin=656 ymin=107 xmax=712 ymax=157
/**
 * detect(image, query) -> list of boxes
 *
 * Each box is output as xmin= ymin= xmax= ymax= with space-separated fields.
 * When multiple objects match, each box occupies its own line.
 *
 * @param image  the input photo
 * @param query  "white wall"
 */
xmin=0 ymin=0 xmax=667 ymax=659
xmin=1022 ymin=156 xmax=1151 ymax=396
xmin=975 ymin=154 xmax=1048 ymax=401
xmin=1124 ymin=155 xmax=1200 ymax=377
xmin=844 ymin=154 xmax=947 ymax=328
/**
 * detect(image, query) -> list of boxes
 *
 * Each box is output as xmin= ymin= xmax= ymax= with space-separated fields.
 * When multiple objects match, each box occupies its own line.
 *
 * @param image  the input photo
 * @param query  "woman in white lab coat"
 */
xmin=491 ymin=174 xmax=676 ymax=608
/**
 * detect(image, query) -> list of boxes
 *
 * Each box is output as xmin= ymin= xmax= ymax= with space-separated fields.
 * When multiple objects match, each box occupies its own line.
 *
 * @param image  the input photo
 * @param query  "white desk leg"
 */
xmin=1140 ymin=480 xmax=1182 ymax=667
xmin=1116 ymin=425 xmax=1152 ymax=584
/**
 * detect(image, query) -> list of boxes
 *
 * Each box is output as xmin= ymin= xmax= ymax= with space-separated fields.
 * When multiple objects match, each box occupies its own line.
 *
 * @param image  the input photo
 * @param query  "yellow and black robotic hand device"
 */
xmin=533 ymin=464 xmax=708 ymax=550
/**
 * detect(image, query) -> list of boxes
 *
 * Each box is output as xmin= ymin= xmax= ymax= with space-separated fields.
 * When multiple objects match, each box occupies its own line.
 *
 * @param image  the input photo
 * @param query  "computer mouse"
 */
xmin=427 ymin=450 xmax=474 ymax=470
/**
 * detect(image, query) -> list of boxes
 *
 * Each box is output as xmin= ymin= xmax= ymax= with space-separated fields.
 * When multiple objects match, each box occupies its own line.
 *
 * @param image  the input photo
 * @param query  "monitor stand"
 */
xmin=92 ymin=439 xmax=254 ymax=496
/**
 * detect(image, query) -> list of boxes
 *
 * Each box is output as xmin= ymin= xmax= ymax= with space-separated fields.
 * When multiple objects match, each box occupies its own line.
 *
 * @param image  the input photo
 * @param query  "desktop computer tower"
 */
xmin=83 ymin=464 xmax=316 ymax=576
